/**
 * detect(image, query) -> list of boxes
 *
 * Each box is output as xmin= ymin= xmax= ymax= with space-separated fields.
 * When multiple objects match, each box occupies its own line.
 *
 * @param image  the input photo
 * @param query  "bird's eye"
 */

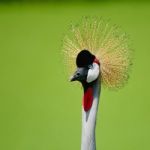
xmin=88 ymin=64 xmax=93 ymax=69
xmin=76 ymin=72 xmax=80 ymax=76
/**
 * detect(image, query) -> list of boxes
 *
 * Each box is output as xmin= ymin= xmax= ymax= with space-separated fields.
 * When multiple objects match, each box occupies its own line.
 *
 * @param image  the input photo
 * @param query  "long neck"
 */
xmin=81 ymin=78 xmax=101 ymax=150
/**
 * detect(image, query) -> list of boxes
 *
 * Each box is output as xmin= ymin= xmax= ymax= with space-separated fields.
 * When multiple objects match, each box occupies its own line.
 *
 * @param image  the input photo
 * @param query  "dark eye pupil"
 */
xmin=77 ymin=73 xmax=80 ymax=76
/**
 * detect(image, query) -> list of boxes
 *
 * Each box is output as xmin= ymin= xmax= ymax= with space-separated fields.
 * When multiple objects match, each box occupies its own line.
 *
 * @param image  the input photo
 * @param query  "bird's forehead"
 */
xmin=76 ymin=50 xmax=95 ymax=67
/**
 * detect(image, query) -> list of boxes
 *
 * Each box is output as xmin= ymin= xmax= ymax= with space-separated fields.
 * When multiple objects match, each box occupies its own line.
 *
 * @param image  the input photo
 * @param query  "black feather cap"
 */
xmin=76 ymin=50 xmax=95 ymax=67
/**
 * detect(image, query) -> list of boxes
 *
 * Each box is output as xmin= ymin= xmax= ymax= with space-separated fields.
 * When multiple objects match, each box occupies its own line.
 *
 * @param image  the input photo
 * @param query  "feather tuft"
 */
xmin=63 ymin=17 xmax=133 ymax=89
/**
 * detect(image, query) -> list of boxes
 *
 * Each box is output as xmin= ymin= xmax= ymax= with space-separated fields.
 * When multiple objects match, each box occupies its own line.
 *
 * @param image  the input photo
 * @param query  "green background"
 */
xmin=0 ymin=1 xmax=150 ymax=150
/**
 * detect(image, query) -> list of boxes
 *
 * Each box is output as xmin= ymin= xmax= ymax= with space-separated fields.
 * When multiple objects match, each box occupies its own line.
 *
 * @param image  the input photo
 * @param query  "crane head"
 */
xmin=70 ymin=50 xmax=100 ymax=83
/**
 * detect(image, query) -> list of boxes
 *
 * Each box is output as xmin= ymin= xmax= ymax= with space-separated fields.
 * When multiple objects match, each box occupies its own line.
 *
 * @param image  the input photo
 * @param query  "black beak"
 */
xmin=70 ymin=67 xmax=88 ymax=82
xmin=70 ymin=71 xmax=80 ymax=81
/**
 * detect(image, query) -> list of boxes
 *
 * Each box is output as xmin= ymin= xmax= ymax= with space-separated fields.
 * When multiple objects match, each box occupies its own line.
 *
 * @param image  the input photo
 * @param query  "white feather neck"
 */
xmin=81 ymin=78 xmax=100 ymax=150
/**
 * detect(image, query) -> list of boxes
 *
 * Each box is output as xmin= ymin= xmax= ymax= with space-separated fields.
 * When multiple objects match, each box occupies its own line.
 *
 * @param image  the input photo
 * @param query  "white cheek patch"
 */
xmin=86 ymin=63 xmax=100 ymax=83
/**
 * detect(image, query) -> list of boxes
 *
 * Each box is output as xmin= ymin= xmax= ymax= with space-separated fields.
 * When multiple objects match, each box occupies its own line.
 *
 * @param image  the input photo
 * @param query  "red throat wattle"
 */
xmin=82 ymin=87 xmax=93 ymax=111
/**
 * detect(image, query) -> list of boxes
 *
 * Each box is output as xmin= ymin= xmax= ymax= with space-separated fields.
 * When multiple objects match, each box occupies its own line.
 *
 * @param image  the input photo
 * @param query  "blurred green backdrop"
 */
xmin=0 ymin=1 xmax=150 ymax=150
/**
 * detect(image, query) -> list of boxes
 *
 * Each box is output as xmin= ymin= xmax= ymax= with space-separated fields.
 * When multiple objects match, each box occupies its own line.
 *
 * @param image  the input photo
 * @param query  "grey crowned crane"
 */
xmin=63 ymin=17 xmax=132 ymax=150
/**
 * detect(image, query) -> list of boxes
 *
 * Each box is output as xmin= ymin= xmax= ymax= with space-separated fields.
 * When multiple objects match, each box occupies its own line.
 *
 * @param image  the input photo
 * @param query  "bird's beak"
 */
xmin=70 ymin=67 xmax=88 ymax=82
xmin=70 ymin=71 xmax=79 ymax=82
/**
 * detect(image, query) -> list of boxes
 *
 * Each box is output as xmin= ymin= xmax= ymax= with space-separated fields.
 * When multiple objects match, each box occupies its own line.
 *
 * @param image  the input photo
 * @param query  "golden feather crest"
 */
xmin=63 ymin=17 xmax=132 ymax=89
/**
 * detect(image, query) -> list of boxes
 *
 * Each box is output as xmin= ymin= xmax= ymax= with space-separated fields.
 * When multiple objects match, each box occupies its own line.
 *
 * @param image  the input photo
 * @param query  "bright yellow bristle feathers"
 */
xmin=63 ymin=17 xmax=132 ymax=89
